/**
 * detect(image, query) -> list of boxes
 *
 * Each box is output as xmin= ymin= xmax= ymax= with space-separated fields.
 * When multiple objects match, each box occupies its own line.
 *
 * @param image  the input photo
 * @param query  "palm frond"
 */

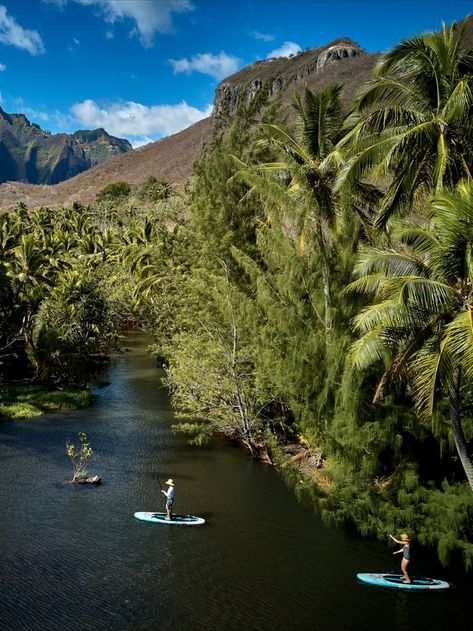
xmin=393 ymin=224 xmax=439 ymax=255
xmin=398 ymin=277 xmax=459 ymax=313
xmin=410 ymin=338 xmax=451 ymax=419
xmin=352 ymin=300 xmax=424 ymax=333
xmin=443 ymin=308 xmax=473 ymax=381
xmin=353 ymin=250 xmax=427 ymax=279
xmin=349 ymin=329 xmax=387 ymax=370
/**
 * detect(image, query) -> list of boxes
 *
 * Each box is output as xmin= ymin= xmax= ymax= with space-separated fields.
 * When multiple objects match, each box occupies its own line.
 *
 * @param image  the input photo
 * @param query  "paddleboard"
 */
xmin=357 ymin=573 xmax=449 ymax=591
xmin=134 ymin=511 xmax=205 ymax=526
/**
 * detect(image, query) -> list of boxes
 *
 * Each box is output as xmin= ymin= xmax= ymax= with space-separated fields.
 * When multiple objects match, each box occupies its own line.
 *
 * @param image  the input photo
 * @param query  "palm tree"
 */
xmin=232 ymin=84 xmax=348 ymax=332
xmin=337 ymin=21 xmax=473 ymax=228
xmin=347 ymin=179 xmax=473 ymax=490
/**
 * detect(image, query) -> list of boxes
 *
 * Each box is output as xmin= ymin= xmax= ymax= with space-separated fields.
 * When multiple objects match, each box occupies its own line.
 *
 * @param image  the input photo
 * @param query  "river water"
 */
xmin=0 ymin=332 xmax=470 ymax=630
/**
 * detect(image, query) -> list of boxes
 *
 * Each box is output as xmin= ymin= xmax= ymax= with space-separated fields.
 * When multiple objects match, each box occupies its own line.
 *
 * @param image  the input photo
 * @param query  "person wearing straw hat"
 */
xmin=389 ymin=533 xmax=411 ymax=583
xmin=161 ymin=479 xmax=175 ymax=521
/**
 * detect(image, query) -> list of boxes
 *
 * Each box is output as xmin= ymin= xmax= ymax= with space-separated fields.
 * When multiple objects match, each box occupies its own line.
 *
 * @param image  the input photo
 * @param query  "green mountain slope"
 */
xmin=0 ymin=108 xmax=132 ymax=185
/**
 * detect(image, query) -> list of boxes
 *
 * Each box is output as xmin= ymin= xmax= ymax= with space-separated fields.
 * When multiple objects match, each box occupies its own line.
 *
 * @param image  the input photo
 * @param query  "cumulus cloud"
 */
xmin=0 ymin=62 xmax=6 ymax=71
xmin=250 ymin=30 xmax=275 ymax=42
xmin=70 ymin=98 xmax=212 ymax=139
xmin=130 ymin=136 xmax=155 ymax=148
xmin=267 ymin=41 xmax=301 ymax=59
xmin=169 ymin=51 xmax=240 ymax=80
xmin=0 ymin=5 xmax=45 ymax=55
xmin=76 ymin=0 xmax=194 ymax=47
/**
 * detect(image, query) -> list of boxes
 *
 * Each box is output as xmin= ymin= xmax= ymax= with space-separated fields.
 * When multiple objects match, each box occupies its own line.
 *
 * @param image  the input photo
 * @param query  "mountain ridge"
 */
xmin=1 ymin=17 xmax=472 ymax=211
xmin=0 ymin=107 xmax=132 ymax=187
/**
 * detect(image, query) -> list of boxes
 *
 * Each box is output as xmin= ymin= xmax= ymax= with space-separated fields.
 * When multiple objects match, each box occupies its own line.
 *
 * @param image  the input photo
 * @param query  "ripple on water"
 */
xmin=0 ymin=335 xmax=469 ymax=631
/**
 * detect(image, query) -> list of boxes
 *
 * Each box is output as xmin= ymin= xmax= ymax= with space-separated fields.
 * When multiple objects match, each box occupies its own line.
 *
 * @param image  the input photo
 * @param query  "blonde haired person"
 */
xmin=390 ymin=533 xmax=411 ymax=583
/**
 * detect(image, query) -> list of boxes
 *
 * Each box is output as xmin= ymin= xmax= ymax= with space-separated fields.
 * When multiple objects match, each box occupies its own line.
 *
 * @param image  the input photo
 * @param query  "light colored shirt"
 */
xmin=165 ymin=485 xmax=175 ymax=501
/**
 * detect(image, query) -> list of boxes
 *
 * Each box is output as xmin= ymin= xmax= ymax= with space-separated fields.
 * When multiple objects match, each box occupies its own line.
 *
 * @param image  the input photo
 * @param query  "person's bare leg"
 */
xmin=401 ymin=559 xmax=411 ymax=583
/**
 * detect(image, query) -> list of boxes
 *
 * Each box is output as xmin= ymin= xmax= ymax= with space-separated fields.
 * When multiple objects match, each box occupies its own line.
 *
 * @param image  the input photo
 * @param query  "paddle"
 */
xmin=152 ymin=478 xmax=164 ymax=518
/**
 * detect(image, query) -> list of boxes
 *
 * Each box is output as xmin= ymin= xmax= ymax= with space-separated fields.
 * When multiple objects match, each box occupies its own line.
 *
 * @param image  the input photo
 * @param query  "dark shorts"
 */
xmin=166 ymin=499 xmax=174 ymax=509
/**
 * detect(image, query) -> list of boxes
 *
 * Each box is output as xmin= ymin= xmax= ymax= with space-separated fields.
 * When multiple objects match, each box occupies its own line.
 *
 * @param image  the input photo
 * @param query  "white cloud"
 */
xmin=25 ymin=108 xmax=50 ymax=123
xmin=70 ymin=98 xmax=212 ymax=139
xmin=130 ymin=136 xmax=154 ymax=148
xmin=0 ymin=5 xmax=45 ymax=55
xmin=105 ymin=29 xmax=113 ymax=39
xmin=169 ymin=51 xmax=240 ymax=80
xmin=267 ymin=41 xmax=301 ymax=59
xmin=73 ymin=37 xmax=80 ymax=45
xmin=0 ymin=62 xmax=6 ymax=71
xmin=76 ymin=0 xmax=194 ymax=47
xmin=250 ymin=30 xmax=275 ymax=42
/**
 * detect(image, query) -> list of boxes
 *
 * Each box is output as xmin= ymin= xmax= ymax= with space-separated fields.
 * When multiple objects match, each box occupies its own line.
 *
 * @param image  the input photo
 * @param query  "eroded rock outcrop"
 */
xmin=213 ymin=39 xmax=363 ymax=116
xmin=316 ymin=41 xmax=362 ymax=70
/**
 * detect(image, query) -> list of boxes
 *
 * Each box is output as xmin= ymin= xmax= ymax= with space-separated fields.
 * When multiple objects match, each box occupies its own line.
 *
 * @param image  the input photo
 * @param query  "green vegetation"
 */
xmin=0 ymin=384 xmax=92 ymax=420
xmin=66 ymin=432 xmax=94 ymax=483
xmin=96 ymin=180 xmax=132 ymax=201
xmin=2 ymin=20 xmax=473 ymax=567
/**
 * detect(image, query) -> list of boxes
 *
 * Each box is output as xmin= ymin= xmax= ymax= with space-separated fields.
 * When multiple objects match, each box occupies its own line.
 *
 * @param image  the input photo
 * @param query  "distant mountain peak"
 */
xmin=0 ymin=110 xmax=133 ymax=185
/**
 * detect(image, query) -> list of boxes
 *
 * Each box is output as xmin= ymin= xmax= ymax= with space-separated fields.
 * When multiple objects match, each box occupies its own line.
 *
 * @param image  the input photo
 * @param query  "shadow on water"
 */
xmin=0 ymin=331 xmax=470 ymax=631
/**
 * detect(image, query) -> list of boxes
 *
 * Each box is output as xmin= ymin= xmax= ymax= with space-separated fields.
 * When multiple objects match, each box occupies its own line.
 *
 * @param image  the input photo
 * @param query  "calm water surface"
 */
xmin=0 ymin=332 xmax=470 ymax=630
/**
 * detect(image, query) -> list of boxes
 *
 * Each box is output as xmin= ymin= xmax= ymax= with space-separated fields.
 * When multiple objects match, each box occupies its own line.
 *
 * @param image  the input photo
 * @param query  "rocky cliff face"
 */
xmin=72 ymin=128 xmax=132 ymax=166
xmin=213 ymin=39 xmax=363 ymax=115
xmin=0 ymin=108 xmax=132 ymax=185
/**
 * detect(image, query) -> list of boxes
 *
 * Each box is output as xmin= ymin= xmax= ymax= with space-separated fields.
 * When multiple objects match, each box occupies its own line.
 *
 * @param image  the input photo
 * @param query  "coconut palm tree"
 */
xmin=232 ymin=84 xmax=349 ymax=332
xmin=347 ymin=179 xmax=473 ymax=490
xmin=337 ymin=20 xmax=473 ymax=228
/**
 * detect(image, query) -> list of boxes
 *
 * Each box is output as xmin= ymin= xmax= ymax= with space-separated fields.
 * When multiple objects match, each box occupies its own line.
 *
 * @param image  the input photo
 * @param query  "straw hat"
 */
xmin=165 ymin=479 xmax=174 ymax=486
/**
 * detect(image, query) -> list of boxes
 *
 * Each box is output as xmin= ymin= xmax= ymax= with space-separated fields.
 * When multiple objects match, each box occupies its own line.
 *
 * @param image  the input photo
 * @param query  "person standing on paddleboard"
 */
xmin=161 ymin=479 xmax=175 ymax=521
xmin=389 ymin=533 xmax=411 ymax=583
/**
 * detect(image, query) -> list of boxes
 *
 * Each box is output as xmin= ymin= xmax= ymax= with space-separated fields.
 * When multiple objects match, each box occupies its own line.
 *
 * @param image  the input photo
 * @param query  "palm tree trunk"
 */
xmin=449 ymin=366 xmax=473 ymax=491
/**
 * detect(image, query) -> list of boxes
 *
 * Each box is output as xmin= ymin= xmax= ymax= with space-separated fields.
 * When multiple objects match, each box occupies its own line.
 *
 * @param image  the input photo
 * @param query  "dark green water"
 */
xmin=0 ymin=332 xmax=469 ymax=630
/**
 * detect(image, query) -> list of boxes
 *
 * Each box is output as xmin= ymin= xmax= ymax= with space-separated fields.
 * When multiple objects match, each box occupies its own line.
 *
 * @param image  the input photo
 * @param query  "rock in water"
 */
xmin=74 ymin=474 xmax=101 ymax=485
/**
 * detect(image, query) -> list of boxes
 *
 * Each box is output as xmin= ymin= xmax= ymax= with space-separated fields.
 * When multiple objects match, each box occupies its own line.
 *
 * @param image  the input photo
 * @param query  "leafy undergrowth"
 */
xmin=0 ymin=384 xmax=94 ymax=420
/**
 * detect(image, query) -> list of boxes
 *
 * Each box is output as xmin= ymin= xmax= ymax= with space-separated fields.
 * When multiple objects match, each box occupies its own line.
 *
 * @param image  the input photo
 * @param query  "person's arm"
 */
xmin=393 ymin=548 xmax=403 ymax=555
xmin=389 ymin=534 xmax=402 ymax=545
xmin=161 ymin=489 xmax=168 ymax=497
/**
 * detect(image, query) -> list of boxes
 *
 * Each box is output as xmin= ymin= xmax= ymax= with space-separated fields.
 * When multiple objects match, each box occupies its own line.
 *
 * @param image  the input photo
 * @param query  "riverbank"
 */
xmin=0 ymin=383 xmax=93 ymax=420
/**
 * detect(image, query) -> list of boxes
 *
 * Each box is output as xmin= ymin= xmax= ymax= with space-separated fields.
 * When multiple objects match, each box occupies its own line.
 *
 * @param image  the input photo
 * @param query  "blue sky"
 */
xmin=0 ymin=0 xmax=471 ymax=146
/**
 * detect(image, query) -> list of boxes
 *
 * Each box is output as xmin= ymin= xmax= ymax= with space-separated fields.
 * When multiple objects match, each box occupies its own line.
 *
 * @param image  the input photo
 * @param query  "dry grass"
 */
xmin=0 ymin=117 xmax=214 ymax=210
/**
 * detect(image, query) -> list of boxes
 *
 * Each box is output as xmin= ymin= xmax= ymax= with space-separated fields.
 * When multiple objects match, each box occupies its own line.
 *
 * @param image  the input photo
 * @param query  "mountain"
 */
xmin=0 ymin=108 xmax=132 ymax=186
xmin=1 ymin=16 xmax=472 ymax=210
xmin=0 ymin=38 xmax=378 ymax=210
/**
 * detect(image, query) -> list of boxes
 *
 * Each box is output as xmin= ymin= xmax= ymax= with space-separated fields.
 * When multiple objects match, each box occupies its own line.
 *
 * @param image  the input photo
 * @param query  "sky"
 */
xmin=0 ymin=0 xmax=471 ymax=147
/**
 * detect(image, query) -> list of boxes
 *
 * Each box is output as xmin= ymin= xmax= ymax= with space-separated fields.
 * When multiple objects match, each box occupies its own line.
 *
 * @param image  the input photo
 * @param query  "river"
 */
xmin=0 ymin=332 xmax=470 ymax=630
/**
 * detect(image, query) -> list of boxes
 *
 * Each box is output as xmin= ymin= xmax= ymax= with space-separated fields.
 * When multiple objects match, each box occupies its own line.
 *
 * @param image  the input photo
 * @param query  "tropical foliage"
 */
xmin=337 ymin=21 xmax=473 ymax=228
xmin=2 ymin=20 xmax=473 ymax=567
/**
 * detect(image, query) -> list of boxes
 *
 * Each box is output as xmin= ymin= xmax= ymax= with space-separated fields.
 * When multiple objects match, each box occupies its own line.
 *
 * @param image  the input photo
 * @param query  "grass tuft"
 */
xmin=0 ymin=384 xmax=94 ymax=420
